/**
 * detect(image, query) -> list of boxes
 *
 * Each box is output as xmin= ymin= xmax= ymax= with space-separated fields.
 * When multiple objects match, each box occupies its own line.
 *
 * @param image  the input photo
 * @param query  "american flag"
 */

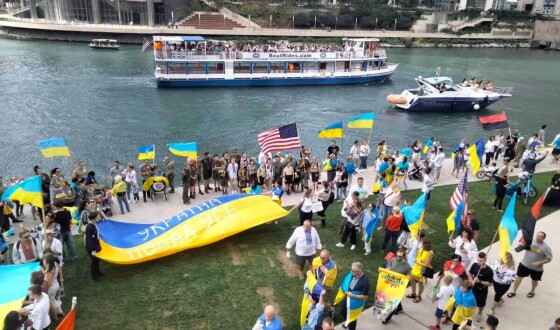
xmin=258 ymin=123 xmax=301 ymax=154
xmin=141 ymin=38 xmax=151 ymax=53
xmin=450 ymin=170 xmax=468 ymax=224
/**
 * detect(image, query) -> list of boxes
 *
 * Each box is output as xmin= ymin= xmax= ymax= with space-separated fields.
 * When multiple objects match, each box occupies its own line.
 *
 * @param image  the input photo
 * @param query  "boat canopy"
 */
xmin=153 ymin=36 xmax=206 ymax=43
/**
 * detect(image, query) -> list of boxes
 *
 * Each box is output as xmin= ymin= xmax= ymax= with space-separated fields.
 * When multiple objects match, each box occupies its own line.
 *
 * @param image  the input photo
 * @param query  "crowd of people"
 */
xmin=1 ymin=124 xmax=559 ymax=330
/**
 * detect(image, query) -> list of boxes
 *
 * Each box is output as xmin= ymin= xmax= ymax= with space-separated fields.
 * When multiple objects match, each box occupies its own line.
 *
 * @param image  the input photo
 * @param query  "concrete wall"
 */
xmin=532 ymin=19 xmax=560 ymax=49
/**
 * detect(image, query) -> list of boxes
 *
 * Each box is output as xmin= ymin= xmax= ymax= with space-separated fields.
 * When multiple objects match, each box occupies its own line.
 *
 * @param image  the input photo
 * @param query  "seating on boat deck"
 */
xmin=179 ymin=13 xmax=247 ymax=30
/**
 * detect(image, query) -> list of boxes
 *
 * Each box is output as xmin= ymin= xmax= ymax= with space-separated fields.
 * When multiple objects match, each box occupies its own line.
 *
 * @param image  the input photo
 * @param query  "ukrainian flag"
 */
xmin=346 ymin=291 xmax=366 ymax=326
xmin=301 ymin=270 xmax=324 ymax=326
xmin=138 ymin=145 xmax=155 ymax=160
xmin=168 ymin=142 xmax=197 ymax=160
xmin=446 ymin=200 xmax=464 ymax=233
xmin=444 ymin=288 xmax=477 ymax=325
xmin=348 ymin=112 xmax=375 ymax=129
xmin=37 ymin=137 xmax=71 ymax=158
xmin=402 ymin=193 xmax=427 ymax=239
xmin=468 ymin=139 xmax=485 ymax=174
xmin=318 ymin=121 xmax=343 ymax=139
xmin=0 ymin=262 xmax=41 ymax=322
xmin=1 ymin=176 xmax=43 ymax=208
xmin=499 ymin=192 xmax=518 ymax=263
xmin=362 ymin=209 xmax=379 ymax=245
xmin=422 ymin=138 xmax=433 ymax=154
xmin=334 ymin=271 xmax=353 ymax=305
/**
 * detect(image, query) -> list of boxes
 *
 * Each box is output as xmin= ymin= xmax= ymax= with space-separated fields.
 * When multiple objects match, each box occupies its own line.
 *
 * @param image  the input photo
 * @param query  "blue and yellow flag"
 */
xmin=422 ymin=138 xmax=433 ymax=154
xmin=37 ymin=137 xmax=71 ymax=158
xmin=446 ymin=200 xmax=464 ymax=233
xmin=1 ymin=176 xmax=43 ymax=208
xmin=346 ymin=291 xmax=366 ymax=326
xmin=301 ymin=270 xmax=324 ymax=326
xmin=362 ymin=209 xmax=379 ymax=244
xmin=138 ymin=145 xmax=155 ymax=160
xmin=0 ymin=262 xmax=41 ymax=321
xmin=499 ymin=192 xmax=518 ymax=263
xmin=402 ymin=193 xmax=427 ymax=239
xmin=96 ymin=195 xmax=288 ymax=264
xmin=334 ymin=271 xmax=353 ymax=305
xmin=468 ymin=139 xmax=485 ymax=174
xmin=444 ymin=288 xmax=477 ymax=325
xmin=168 ymin=142 xmax=197 ymax=160
xmin=348 ymin=112 xmax=375 ymax=129
xmin=318 ymin=121 xmax=343 ymax=139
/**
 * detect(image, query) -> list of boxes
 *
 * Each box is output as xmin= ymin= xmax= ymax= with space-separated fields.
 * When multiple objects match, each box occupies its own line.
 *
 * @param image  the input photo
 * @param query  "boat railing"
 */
xmin=490 ymin=86 xmax=513 ymax=95
xmin=154 ymin=49 xmax=388 ymax=61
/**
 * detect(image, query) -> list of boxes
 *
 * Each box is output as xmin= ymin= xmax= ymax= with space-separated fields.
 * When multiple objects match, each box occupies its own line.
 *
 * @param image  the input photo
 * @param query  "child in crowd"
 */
xmin=430 ymin=275 xmax=455 ymax=330
xmin=132 ymin=182 xmax=140 ymax=203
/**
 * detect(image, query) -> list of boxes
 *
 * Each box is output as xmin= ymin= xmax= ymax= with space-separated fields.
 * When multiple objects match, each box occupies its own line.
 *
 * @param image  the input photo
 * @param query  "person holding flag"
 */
xmin=488 ymin=252 xmax=516 ymax=316
xmin=336 ymin=262 xmax=369 ymax=330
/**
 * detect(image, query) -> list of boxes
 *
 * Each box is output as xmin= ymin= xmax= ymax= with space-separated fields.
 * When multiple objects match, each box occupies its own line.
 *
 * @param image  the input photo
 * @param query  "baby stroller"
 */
xmin=92 ymin=188 xmax=113 ymax=217
xmin=408 ymin=162 xmax=424 ymax=182
xmin=145 ymin=176 xmax=168 ymax=201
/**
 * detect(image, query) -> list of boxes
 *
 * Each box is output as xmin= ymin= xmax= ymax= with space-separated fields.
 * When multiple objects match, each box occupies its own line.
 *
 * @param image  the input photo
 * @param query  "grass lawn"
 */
xmin=59 ymin=172 xmax=557 ymax=329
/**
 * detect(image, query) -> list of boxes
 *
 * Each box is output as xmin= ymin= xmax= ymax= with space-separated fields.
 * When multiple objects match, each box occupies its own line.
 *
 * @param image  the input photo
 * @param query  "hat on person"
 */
xmin=384 ymin=252 xmax=396 ymax=261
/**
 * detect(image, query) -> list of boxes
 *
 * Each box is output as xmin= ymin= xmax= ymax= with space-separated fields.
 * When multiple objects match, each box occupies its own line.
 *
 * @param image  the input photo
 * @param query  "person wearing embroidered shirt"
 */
xmin=13 ymin=229 xmax=42 ymax=264
xmin=252 ymin=305 xmax=282 ymax=330
xmin=449 ymin=228 xmax=478 ymax=269
xmin=19 ymin=285 xmax=50 ymax=330
xmin=111 ymin=175 xmax=130 ymax=215
xmin=286 ymin=220 xmax=322 ymax=280
xmin=488 ymin=252 xmax=516 ymax=316
xmin=311 ymin=249 xmax=337 ymax=290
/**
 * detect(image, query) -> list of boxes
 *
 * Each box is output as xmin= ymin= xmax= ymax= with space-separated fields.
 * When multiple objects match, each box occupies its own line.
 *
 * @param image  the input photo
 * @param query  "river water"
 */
xmin=1 ymin=38 xmax=559 ymax=181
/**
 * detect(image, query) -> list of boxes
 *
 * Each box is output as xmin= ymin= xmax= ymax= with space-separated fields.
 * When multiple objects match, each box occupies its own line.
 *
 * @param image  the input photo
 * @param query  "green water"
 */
xmin=1 ymin=38 xmax=559 ymax=180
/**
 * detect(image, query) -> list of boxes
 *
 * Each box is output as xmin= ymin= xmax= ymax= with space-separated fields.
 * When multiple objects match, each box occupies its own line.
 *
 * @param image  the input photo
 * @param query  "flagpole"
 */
xmin=152 ymin=144 xmax=156 ymax=166
xmin=474 ymin=225 xmax=500 ymax=279
xmin=295 ymin=121 xmax=302 ymax=154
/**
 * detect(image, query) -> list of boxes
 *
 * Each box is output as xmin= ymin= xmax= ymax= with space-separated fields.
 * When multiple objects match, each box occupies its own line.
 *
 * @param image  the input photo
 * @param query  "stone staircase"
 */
xmin=179 ymin=12 xmax=247 ymax=30
xmin=451 ymin=16 xmax=494 ymax=32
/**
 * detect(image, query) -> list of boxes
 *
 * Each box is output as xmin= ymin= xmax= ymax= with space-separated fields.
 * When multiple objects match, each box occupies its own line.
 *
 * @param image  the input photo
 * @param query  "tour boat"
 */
xmin=387 ymin=76 xmax=512 ymax=112
xmin=89 ymin=39 xmax=120 ymax=50
xmin=153 ymin=36 xmax=398 ymax=88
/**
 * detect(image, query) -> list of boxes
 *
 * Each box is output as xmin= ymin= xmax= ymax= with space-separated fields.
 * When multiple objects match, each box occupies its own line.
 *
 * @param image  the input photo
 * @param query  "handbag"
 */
xmin=422 ymin=266 xmax=435 ymax=279
xmin=344 ymin=206 xmax=360 ymax=220
xmin=427 ymin=285 xmax=440 ymax=300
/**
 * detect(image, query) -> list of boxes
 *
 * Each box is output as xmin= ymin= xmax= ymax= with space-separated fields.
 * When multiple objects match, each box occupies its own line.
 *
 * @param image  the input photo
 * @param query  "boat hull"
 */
xmin=395 ymin=96 xmax=506 ymax=112
xmin=89 ymin=46 xmax=120 ymax=50
xmin=156 ymin=72 xmax=395 ymax=88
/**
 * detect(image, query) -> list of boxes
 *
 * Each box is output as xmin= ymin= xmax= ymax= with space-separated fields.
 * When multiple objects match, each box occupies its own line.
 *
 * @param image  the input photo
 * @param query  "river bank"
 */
xmin=0 ymin=26 xmax=531 ymax=48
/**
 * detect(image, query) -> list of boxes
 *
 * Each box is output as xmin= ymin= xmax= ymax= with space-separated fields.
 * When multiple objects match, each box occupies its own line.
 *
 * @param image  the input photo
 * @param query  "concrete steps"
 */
xmin=179 ymin=12 xmax=247 ymax=30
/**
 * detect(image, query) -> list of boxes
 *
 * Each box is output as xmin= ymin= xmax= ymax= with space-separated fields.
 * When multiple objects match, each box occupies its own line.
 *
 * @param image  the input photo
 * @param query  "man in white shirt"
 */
xmin=286 ymin=220 xmax=322 ymax=280
xmin=350 ymin=140 xmax=360 ymax=170
xmin=19 ymin=285 xmax=50 ymax=330
xmin=227 ymin=158 xmax=239 ymax=194
xmin=430 ymin=147 xmax=445 ymax=181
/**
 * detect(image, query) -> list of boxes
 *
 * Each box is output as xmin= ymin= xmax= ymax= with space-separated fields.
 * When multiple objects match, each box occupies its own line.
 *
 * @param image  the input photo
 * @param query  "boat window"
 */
xmin=168 ymin=63 xmax=186 ymax=74
xmin=252 ymin=62 xmax=268 ymax=73
xmin=319 ymin=62 xmax=328 ymax=70
xmin=207 ymin=62 xmax=224 ymax=74
xmin=302 ymin=62 xmax=317 ymax=73
xmin=269 ymin=62 xmax=284 ymax=73
xmin=188 ymin=63 xmax=205 ymax=74
xmin=234 ymin=62 xmax=251 ymax=74
xmin=288 ymin=63 xmax=300 ymax=73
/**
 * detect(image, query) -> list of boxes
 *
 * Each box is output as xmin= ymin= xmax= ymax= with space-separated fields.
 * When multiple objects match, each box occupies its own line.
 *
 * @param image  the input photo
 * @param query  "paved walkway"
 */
xmin=6 ymin=148 xmax=559 ymax=242
xmin=335 ymin=209 xmax=560 ymax=329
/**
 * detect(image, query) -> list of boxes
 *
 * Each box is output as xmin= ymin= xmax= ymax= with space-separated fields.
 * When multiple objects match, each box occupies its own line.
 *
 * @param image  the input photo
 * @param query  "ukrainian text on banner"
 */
xmin=373 ymin=268 xmax=409 ymax=321
xmin=96 ymin=195 xmax=288 ymax=264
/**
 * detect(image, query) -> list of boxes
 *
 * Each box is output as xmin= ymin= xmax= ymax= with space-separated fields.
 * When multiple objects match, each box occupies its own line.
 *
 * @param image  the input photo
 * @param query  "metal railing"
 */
xmin=155 ymin=49 xmax=388 ymax=61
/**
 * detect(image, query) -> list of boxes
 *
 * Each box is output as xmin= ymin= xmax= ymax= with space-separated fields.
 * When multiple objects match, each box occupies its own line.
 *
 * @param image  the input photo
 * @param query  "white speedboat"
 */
xmin=89 ymin=39 xmax=120 ymax=50
xmin=387 ymin=76 xmax=512 ymax=112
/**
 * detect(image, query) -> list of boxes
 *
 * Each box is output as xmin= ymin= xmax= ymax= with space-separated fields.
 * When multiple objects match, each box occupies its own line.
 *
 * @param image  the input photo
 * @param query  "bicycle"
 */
xmin=518 ymin=172 xmax=537 ymax=205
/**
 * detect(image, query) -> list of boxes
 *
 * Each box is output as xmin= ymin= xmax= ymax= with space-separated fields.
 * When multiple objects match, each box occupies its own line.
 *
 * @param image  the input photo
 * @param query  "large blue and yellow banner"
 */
xmin=0 ymin=262 xmax=41 ymax=322
xmin=373 ymin=268 xmax=409 ymax=322
xmin=96 ymin=195 xmax=288 ymax=264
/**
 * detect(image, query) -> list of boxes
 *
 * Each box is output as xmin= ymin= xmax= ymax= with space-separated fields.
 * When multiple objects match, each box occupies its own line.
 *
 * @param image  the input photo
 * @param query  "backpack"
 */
xmin=16 ymin=237 xmax=38 ymax=261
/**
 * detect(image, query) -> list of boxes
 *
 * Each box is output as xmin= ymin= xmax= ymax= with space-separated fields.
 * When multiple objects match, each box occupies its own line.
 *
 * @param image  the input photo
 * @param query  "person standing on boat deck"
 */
xmin=350 ymin=140 xmax=360 ymax=171
xmin=164 ymin=157 xmax=175 ymax=193
xmin=326 ymin=140 xmax=340 ymax=159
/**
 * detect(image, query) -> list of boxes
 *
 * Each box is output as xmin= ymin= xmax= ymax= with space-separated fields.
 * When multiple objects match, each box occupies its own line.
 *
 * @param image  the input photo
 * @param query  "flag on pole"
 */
xmin=1 ymin=176 xmax=44 ymax=208
xmin=258 ymin=123 xmax=301 ymax=154
xmin=167 ymin=142 xmax=198 ymax=160
xmin=516 ymin=189 xmax=549 ymax=251
xmin=318 ymin=121 xmax=343 ymax=139
xmin=348 ymin=112 xmax=375 ymax=129
xmin=402 ymin=193 xmax=427 ymax=239
xmin=138 ymin=145 xmax=155 ymax=160
xmin=479 ymin=112 xmax=509 ymax=131
xmin=446 ymin=200 xmax=464 ymax=233
xmin=37 ymin=137 xmax=71 ymax=158
xmin=56 ymin=308 xmax=76 ymax=330
xmin=467 ymin=139 xmax=485 ymax=174
xmin=449 ymin=171 xmax=468 ymax=229
xmin=499 ymin=192 xmax=518 ymax=263
xmin=141 ymin=38 xmax=151 ymax=53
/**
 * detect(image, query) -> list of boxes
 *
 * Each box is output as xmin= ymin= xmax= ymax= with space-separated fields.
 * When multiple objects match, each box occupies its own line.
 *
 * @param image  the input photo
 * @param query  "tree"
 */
xmin=294 ymin=12 xmax=312 ymax=27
